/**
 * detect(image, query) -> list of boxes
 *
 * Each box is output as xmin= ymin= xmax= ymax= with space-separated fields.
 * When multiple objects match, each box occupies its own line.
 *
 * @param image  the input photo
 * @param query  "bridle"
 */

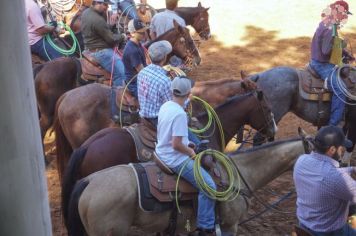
xmin=171 ymin=30 xmax=199 ymax=70
xmin=251 ymin=91 xmax=275 ymax=139
xmin=192 ymin=11 xmax=210 ymax=39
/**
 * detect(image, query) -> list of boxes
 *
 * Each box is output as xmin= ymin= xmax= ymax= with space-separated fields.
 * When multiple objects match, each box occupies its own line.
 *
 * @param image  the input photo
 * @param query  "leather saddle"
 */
xmin=110 ymin=87 xmax=139 ymax=125
xmin=130 ymin=161 xmax=198 ymax=213
xmin=297 ymin=64 xmax=332 ymax=101
xmin=124 ymin=119 xmax=157 ymax=162
xmin=80 ymin=50 xmax=111 ymax=84
xmin=31 ymin=53 xmax=45 ymax=66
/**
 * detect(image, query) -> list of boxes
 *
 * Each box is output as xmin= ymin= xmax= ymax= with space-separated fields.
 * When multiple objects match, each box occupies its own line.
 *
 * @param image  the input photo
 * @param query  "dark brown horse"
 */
xmin=61 ymin=90 xmax=277 ymax=226
xmin=54 ymin=78 xmax=257 ymax=179
xmin=35 ymin=21 xmax=199 ymax=146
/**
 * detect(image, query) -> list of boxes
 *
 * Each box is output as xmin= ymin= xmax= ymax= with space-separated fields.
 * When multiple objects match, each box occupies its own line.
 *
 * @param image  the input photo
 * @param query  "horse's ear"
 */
xmin=241 ymin=81 xmax=247 ymax=90
xmin=205 ymin=7 xmax=210 ymax=12
xmin=198 ymin=2 xmax=202 ymax=7
xmin=173 ymin=19 xmax=184 ymax=33
xmin=257 ymin=90 xmax=263 ymax=100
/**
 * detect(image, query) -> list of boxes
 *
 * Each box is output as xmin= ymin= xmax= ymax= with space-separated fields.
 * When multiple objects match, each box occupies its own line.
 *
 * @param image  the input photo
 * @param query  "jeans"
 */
xmin=171 ymin=160 xmax=216 ymax=230
xmin=119 ymin=0 xmax=139 ymax=20
xmin=300 ymin=223 xmax=356 ymax=236
xmin=188 ymin=130 xmax=202 ymax=147
xmin=310 ymin=59 xmax=346 ymax=125
xmin=91 ymin=48 xmax=125 ymax=87
xmin=31 ymin=37 xmax=62 ymax=61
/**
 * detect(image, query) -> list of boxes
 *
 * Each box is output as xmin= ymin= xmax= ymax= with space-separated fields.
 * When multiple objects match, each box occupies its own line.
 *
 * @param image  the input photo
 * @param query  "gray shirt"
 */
xmin=151 ymin=9 xmax=186 ymax=37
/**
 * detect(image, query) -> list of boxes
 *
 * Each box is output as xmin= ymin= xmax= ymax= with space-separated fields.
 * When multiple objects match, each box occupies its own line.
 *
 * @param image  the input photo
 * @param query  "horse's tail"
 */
xmin=67 ymin=179 xmax=89 ymax=236
xmin=53 ymin=94 xmax=73 ymax=181
xmin=62 ymin=146 xmax=88 ymax=229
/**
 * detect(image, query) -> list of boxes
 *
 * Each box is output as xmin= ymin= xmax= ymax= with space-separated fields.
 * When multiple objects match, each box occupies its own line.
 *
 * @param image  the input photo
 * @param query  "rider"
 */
xmin=81 ymin=0 xmax=126 ymax=87
xmin=123 ymin=19 xmax=148 ymax=98
xmin=155 ymin=76 xmax=216 ymax=236
xmin=110 ymin=0 xmax=147 ymax=23
xmin=309 ymin=0 xmax=354 ymax=126
xmin=25 ymin=0 xmax=63 ymax=61
xmin=150 ymin=0 xmax=186 ymax=40
xmin=293 ymin=125 xmax=355 ymax=236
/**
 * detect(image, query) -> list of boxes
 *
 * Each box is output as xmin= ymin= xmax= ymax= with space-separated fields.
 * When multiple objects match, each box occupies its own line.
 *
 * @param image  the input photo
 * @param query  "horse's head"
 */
xmin=248 ymin=90 xmax=278 ymax=139
xmin=171 ymin=20 xmax=201 ymax=66
xmin=192 ymin=2 xmax=211 ymax=40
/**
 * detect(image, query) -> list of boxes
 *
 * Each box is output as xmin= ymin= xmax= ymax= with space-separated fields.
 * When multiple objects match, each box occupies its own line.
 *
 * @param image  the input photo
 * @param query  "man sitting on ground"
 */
xmin=293 ymin=125 xmax=356 ymax=236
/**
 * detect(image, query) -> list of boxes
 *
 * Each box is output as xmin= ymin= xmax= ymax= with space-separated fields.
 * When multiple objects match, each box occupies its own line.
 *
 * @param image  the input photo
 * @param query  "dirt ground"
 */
xmin=46 ymin=1 xmax=356 ymax=235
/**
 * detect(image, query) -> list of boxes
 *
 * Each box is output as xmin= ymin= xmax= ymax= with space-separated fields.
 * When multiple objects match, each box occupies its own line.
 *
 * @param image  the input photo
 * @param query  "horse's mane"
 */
xmin=195 ymin=79 xmax=239 ymax=87
xmin=230 ymin=137 xmax=302 ymax=155
xmin=145 ymin=27 xmax=177 ymax=48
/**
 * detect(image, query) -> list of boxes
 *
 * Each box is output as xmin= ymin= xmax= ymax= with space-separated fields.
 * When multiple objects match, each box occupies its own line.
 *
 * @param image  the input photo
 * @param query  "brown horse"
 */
xmin=61 ymin=89 xmax=277 ymax=228
xmin=35 ymin=21 xmax=199 ymax=146
xmin=54 ymin=77 xmax=258 ymax=178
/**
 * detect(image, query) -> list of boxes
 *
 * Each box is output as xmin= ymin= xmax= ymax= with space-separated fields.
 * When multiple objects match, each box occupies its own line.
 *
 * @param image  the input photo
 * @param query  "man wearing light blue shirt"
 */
xmin=293 ymin=125 xmax=356 ymax=236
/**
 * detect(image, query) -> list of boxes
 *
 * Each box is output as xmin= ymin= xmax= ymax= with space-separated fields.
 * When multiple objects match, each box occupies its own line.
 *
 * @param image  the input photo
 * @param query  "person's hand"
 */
xmin=110 ymin=13 xmax=119 ymax=25
xmin=189 ymin=148 xmax=196 ymax=160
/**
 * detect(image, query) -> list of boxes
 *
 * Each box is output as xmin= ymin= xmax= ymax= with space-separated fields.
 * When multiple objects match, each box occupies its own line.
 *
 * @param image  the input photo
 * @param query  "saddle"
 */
xmin=125 ymin=119 xmax=157 ymax=162
xmin=130 ymin=162 xmax=197 ymax=212
xmin=80 ymin=50 xmax=111 ymax=84
xmin=297 ymin=64 xmax=332 ymax=101
xmin=110 ymin=87 xmax=139 ymax=126
xmin=31 ymin=53 xmax=45 ymax=66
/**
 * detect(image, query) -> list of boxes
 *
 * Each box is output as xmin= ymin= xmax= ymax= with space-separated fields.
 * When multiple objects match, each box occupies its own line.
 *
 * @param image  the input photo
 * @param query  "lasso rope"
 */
xmin=329 ymin=66 xmax=356 ymax=105
xmin=44 ymin=21 xmax=81 ymax=60
xmin=175 ymin=149 xmax=241 ymax=213
xmin=189 ymin=96 xmax=226 ymax=149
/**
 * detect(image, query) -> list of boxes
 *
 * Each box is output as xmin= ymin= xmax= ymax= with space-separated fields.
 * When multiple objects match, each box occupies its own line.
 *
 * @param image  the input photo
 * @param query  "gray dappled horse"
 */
xmin=249 ymin=65 xmax=356 ymax=153
xmin=66 ymin=136 xmax=308 ymax=236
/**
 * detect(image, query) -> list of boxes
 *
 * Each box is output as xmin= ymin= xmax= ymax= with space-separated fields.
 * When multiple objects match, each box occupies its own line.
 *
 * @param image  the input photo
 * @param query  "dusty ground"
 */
xmin=46 ymin=1 xmax=356 ymax=235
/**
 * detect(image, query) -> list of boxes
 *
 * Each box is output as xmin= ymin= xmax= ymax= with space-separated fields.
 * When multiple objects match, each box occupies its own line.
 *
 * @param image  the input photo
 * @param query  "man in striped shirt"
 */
xmin=137 ymin=40 xmax=172 ymax=127
xmin=293 ymin=125 xmax=356 ymax=235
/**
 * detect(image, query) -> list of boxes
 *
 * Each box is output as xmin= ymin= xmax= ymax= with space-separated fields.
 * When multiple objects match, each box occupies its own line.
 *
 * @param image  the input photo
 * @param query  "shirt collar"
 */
xmin=148 ymin=64 xmax=168 ymax=74
xmin=165 ymin=9 xmax=178 ymax=14
xmin=311 ymin=152 xmax=340 ymax=167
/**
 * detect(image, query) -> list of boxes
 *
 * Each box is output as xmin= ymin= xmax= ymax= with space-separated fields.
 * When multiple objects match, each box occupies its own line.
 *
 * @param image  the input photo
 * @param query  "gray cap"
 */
xmin=171 ymin=76 xmax=195 ymax=96
xmin=93 ymin=0 xmax=114 ymax=5
xmin=148 ymin=40 xmax=172 ymax=62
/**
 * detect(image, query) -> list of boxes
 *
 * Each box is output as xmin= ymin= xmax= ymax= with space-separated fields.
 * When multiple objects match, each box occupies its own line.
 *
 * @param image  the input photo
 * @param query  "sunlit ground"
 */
xmin=149 ymin=0 xmax=356 ymax=47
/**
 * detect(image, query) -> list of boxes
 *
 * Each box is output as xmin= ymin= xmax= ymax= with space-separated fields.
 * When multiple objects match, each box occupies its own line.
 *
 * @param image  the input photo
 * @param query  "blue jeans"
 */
xmin=91 ymin=48 xmax=125 ymax=87
xmin=300 ymin=223 xmax=356 ymax=236
xmin=31 ymin=37 xmax=63 ymax=61
xmin=171 ymin=160 xmax=216 ymax=230
xmin=310 ymin=59 xmax=346 ymax=125
xmin=119 ymin=0 xmax=139 ymax=20
xmin=188 ymin=130 xmax=202 ymax=147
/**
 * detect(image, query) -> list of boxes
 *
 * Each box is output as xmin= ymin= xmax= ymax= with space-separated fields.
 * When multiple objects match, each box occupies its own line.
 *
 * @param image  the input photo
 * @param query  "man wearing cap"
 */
xmin=137 ymin=40 xmax=173 ymax=126
xmin=293 ymin=125 xmax=356 ymax=235
xmin=150 ymin=0 xmax=186 ymax=40
xmin=81 ymin=0 xmax=126 ymax=87
xmin=122 ymin=19 xmax=148 ymax=98
xmin=25 ymin=0 xmax=63 ymax=61
xmin=155 ymin=76 xmax=216 ymax=236
xmin=310 ymin=0 xmax=354 ymax=126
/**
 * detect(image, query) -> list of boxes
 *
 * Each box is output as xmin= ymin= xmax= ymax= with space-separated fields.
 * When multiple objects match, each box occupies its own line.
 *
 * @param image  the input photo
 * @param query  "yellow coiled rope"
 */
xmin=175 ymin=149 xmax=241 ymax=213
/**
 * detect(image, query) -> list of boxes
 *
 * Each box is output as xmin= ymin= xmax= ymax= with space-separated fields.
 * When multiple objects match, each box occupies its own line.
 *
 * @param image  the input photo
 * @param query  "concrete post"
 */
xmin=0 ymin=1 xmax=52 ymax=235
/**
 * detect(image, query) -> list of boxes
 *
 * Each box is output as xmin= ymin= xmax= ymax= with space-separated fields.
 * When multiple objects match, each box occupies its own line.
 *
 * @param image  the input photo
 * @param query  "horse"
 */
xmin=64 ymin=136 xmax=306 ymax=235
xmin=54 ymin=78 xmax=259 ymax=178
xmin=35 ymin=21 xmax=199 ymax=146
xmin=60 ymin=89 xmax=277 ymax=231
xmin=246 ymin=65 xmax=356 ymax=153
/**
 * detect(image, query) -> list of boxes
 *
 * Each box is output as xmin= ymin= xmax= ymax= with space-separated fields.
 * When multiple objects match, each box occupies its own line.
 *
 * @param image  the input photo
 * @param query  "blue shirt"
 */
xmin=151 ymin=9 xmax=186 ymax=37
xmin=123 ymin=40 xmax=147 ymax=82
xmin=293 ymin=152 xmax=356 ymax=232
xmin=156 ymin=101 xmax=190 ymax=168
xmin=137 ymin=64 xmax=172 ymax=118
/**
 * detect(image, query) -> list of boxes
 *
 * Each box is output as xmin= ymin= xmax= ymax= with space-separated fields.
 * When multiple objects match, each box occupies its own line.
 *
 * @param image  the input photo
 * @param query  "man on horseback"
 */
xmin=150 ymin=0 xmax=185 ymax=40
xmin=310 ymin=0 xmax=354 ymax=126
xmin=293 ymin=125 xmax=355 ymax=236
xmin=123 ymin=19 xmax=148 ymax=98
xmin=156 ymin=76 xmax=216 ymax=236
xmin=110 ymin=0 xmax=147 ymax=22
xmin=25 ymin=0 xmax=63 ymax=61
xmin=81 ymin=0 xmax=126 ymax=87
